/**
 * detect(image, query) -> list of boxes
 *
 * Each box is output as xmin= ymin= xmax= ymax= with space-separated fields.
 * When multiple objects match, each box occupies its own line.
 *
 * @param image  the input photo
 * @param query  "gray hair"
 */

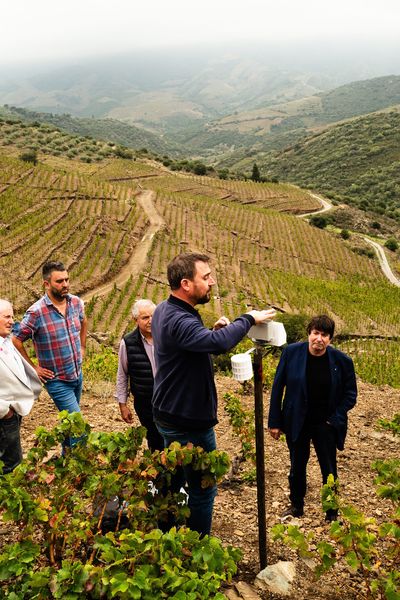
xmin=0 ymin=298 xmax=13 ymax=313
xmin=131 ymin=299 xmax=156 ymax=319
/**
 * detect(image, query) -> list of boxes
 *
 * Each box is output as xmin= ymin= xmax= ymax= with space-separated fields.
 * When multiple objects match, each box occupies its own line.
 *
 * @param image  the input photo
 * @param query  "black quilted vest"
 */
xmin=123 ymin=328 xmax=154 ymax=405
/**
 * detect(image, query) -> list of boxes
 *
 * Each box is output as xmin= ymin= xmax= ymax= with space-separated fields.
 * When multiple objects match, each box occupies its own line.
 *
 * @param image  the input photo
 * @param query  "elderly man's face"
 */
xmin=308 ymin=328 xmax=331 ymax=356
xmin=136 ymin=305 xmax=154 ymax=337
xmin=0 ymin=302 xmax=14 ymax=337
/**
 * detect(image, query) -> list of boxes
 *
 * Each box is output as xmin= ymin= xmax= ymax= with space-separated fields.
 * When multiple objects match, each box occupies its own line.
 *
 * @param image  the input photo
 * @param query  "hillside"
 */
xmin=0 ymin=51 xmax=335 ymax=130
xmin=0 ymin=105 xmax=174 ymax=156
xmin=5 ymin=51 xmax=397 ymax=159
xmin=209 ymin=75 xmax=400 ymax=162
xmin=1 ymin=145 xmax=399 ymax=338
xmin=3 ymin=73 xmax=400 ymax=166
xmin=317 ymin=74 xmax=400 ymax=122
xmin=254 ymin=109 xmax=400 ymax=222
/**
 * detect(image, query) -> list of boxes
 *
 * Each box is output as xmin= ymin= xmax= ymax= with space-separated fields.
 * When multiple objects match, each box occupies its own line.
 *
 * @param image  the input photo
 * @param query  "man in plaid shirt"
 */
xmin=12 ymin=261 xmax=87 ymax=437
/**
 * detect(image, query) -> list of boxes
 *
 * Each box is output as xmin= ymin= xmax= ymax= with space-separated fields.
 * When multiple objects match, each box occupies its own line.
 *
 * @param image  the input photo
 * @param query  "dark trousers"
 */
xmin=286 ymin=421 xmax=337 ymax=508
xmin=0 ymin=412 xmax=22 ymax=474
xmin=155 ymin=421 xmax=217 ymax=537
xmin=134 ymin=404 xmax=164 ymax=452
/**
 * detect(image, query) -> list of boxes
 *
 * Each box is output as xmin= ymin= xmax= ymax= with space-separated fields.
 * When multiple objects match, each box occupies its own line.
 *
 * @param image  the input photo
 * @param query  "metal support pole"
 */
xmin=253 ymin=344 xmax=267 ymax=569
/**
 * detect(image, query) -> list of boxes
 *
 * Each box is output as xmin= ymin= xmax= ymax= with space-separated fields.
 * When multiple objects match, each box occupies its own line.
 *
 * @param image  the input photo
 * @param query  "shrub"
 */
xmin=192 ymin=162 xmax=207 ymax=176
xmin=0 ymin=413 xmax=238 ymax=599
xmin=385 ymin=238 xmax=398 ymax=252
xmin=310 ymin=215 xmax=328 ymax=229
xmin=272 ymin=414 xmax=400 ymax=600
xmin=19 ymin=149 xmax=38 ymax=165
xmin=115 ymin=146 xmax=133 ymax=159
xmin=277 ymin=313 xmax=308 ymax=343
xmin=83 ymin=346 xmax=119 ymax=382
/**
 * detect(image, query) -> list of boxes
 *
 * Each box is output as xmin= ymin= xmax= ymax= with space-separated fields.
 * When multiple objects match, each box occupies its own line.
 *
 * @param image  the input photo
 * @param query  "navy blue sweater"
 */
xmin=152 ymin=295 xmax=255 ymax=429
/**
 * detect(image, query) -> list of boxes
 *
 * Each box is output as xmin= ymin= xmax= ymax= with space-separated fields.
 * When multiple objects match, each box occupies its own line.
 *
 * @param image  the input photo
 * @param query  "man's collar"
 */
xmin=168 ymin=294 xmax=199 ymax=317
xmin=44 ymin=293 xmax=71 ymax=306
xmin=139 ymin=331 xmax=153 ymax=344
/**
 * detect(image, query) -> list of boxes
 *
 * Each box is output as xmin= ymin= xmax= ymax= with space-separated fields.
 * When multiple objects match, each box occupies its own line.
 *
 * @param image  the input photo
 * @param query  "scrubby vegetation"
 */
xmin=260 ymin=110 xmax=400 ymax=222
xmin=272 ymin=411 xmax=400 ymax=600
xmin=0 ymin=413 xmax=237 ymax=599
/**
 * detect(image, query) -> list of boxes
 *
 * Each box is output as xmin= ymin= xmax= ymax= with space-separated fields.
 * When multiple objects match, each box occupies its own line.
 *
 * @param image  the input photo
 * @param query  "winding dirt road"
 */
xmin=82 ymin=189 xmax=165 ymax=302
xmin=299 ymin=193 xmax=400 ymax=287
xmin=363 ymin=237 xmax=400 ymax=287
xmin=298 ymin=192 xmax=333 ymax=217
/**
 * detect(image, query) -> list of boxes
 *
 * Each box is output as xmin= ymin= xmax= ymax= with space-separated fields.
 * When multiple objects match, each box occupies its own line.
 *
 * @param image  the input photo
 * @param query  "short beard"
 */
xmin=51 ymin=290 xmax=68 ymax=302
xmin=196 ymin=293 xmax=210 ymax=305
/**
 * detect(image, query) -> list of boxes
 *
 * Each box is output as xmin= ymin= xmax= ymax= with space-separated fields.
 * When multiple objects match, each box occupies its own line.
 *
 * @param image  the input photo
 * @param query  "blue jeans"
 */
xmin=0 ymin=412 xmax=22 ymax=474
xmin=155 ymin=421 xmax=217 ymax=537
xmin=45 ymin=373 xmax=83 ymax=448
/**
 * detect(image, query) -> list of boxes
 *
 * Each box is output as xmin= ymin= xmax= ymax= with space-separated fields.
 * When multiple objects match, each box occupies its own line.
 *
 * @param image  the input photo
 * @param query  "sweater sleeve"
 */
xmin=170 ymin=313 xmax=254 ymax=354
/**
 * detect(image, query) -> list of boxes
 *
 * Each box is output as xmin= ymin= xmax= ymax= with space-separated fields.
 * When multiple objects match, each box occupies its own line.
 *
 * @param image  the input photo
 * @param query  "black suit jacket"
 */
xmin=268 ymin=342 xmax=357 ymax=450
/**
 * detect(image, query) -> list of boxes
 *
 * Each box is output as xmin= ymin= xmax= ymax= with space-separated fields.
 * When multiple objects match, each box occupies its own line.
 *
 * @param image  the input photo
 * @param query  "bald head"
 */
xmin=0 ymin=299 xmax=14 ymax=338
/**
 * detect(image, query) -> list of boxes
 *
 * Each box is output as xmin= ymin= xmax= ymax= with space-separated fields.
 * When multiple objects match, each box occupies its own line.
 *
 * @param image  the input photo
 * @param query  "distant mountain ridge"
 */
xmin=317 ymin=74 xmax=400 ymax=122
xmin=204 ymin=75 xmax=400 ymax=162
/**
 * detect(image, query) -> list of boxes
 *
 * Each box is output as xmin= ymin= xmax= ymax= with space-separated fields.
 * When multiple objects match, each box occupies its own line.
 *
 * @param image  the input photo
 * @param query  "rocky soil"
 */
xmin=2 ymin=375 xmax=399 ymax=599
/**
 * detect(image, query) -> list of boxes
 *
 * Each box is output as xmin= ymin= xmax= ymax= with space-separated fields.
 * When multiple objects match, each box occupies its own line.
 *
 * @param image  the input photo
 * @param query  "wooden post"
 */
xmin=253 ymin=344 xmax=267 ymax=569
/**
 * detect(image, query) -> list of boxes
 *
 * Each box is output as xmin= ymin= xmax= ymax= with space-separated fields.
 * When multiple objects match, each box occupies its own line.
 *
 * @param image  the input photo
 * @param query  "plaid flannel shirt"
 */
xmin=15 ymin=293 xmax=84 ymax=381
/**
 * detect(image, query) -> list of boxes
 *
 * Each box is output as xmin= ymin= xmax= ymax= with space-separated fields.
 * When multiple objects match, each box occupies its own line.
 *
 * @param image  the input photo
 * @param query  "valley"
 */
xmin=0 ymin=52 xmax=399 ymax=600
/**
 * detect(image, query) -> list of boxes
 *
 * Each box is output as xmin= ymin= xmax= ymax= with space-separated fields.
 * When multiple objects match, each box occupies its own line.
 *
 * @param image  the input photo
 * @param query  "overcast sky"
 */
xmin=1 ymin=0 xmax=399 ymax=67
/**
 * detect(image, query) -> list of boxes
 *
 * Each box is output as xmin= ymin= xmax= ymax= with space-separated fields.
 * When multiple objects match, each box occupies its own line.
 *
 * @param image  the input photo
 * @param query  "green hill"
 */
xmin=211 ymin=75 xmax=400 ymax=164
xmin=0 ymin=105 xmax=175 ymax=157
xmin=250 ymin=109 xmax=400 ymax=222
xmin=317 ymin=74 xmax=400 ymax=122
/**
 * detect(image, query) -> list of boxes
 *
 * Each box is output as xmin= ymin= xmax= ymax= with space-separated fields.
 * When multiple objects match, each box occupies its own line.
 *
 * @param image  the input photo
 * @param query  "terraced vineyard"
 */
xmin=0 ymin=154 xmax=147 ymax=310
xmin=81 ymin=160 xmax=399 ymax=345
xmin=1 ymin=148 xmax=399 ymax=384
xmin=190 ymin=176 xmax=321 ymax=213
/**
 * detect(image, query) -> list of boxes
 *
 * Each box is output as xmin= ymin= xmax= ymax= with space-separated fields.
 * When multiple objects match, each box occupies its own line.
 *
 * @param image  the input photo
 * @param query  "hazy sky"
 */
xmin=1 ymin=0 xmax=399 ymax=67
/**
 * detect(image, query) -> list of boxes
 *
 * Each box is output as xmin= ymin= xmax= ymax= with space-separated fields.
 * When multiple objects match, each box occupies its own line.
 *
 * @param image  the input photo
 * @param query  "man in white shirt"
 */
xmin=115 ymin=299 xmax=163 ymax=451
xmin=0 ymin=299 xmax=42 ymax=473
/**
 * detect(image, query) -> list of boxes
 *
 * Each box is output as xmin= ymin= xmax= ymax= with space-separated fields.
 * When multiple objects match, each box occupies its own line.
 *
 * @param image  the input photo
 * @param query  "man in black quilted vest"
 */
xmin=115 ymin=299 xmax=163 ymax=451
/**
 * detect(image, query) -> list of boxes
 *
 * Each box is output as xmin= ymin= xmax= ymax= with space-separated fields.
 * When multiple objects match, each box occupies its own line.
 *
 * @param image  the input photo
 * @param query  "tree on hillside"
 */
xmin=192 ymin=162 xmax=207 ymax=175
xmin=385 ymin=238 xmax=398 ymax=251
xmin=310 ymin=215 xmax=328 ymax=229
xmin=19 ymin=149 xmax=38 ymax=165
xmin=251 ymin=163 xmax=261 ymax=182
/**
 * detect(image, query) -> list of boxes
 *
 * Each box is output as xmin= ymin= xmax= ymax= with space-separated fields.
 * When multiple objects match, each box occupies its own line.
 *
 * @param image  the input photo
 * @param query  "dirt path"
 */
xmin=298 ymin=192 xmax=333 ymax=217
xmin=298 ymin=194 xmax=400 ymax=287
xmin=363 ymin=237 xmax=400 ymax=287
xmin=82 ymin=189 xmax=165 ymax=301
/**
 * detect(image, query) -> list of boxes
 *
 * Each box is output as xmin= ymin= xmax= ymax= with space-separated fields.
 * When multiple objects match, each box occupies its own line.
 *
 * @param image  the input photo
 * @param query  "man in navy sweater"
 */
xmin=152 ymin=252 xmax=275 ymax=536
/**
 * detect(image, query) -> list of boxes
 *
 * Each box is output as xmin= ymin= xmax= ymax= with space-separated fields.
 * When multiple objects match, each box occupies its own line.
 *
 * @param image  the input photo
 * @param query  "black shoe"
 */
xmin=281 ymin=504 xmax=304 ymax=519
xmin=325 ymin=509 xmax=338 ymax=522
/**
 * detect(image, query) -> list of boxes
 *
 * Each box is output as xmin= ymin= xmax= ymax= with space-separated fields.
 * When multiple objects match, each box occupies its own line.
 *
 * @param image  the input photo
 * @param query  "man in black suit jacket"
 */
xmin=268 ymin=315 xmax=357 ymax=521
